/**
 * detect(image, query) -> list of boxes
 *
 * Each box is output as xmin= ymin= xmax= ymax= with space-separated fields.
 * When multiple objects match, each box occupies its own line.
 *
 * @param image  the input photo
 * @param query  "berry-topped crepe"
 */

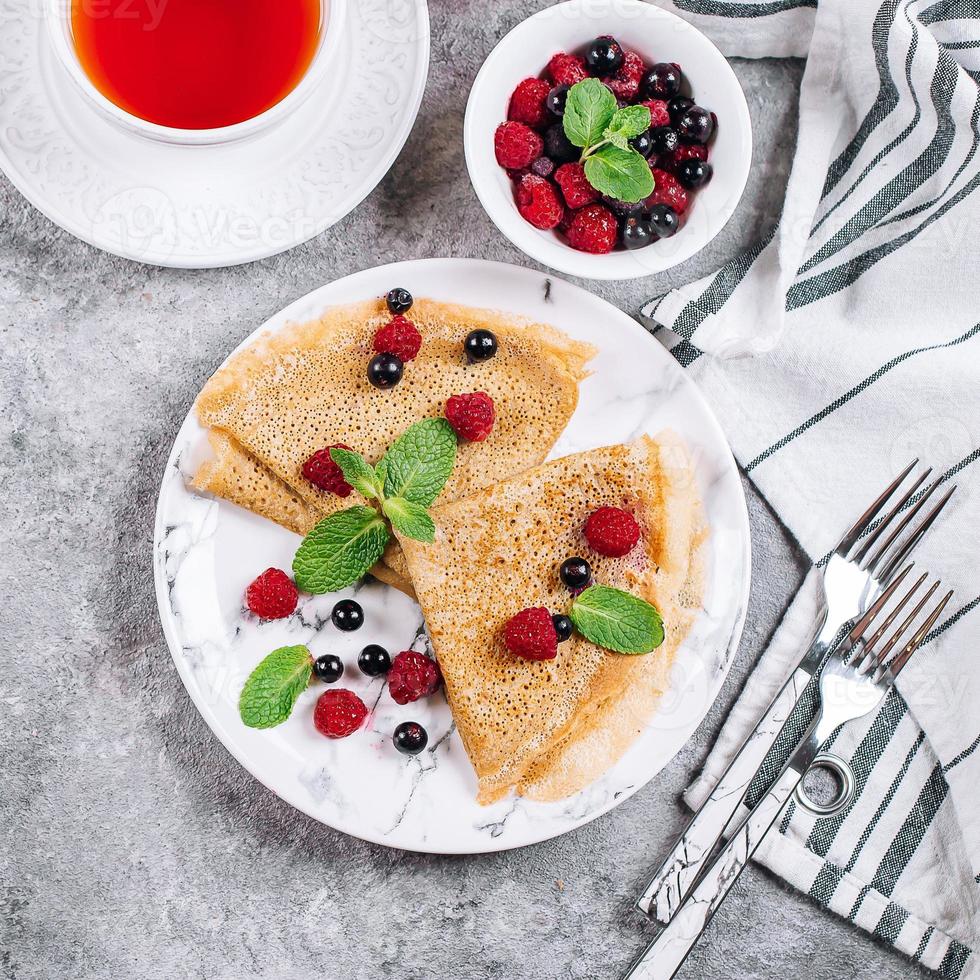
xmin=392 ymin=434 xmax=706 ymax=804
xmin=192 ymin=293 xmax=595 ymax=595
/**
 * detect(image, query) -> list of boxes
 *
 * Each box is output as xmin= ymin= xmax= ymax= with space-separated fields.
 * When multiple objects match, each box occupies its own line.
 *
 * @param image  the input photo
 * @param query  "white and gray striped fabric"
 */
xmin=640 ymin=0 xmax=980 ymax=974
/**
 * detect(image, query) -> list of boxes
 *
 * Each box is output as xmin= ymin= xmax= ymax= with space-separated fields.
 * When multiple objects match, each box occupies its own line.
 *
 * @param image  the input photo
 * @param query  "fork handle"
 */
xmin=636 ymin=663 xmax=814 ymax=921
xmin=625 ymin=761 xmax=806 ymax=980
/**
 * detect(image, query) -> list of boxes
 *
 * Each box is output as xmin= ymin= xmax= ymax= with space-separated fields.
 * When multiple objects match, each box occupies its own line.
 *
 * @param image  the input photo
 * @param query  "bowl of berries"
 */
xmin=464 ymin=0 xmax=751 ymax=280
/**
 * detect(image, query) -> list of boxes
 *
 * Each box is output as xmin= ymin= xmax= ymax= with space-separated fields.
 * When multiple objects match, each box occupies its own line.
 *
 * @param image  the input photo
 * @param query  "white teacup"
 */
xmin=45 ymin=0 xmax=346 ymax=146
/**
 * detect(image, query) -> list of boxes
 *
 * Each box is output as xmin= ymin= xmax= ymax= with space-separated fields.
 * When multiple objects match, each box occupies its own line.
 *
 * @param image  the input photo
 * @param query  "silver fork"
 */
xmin=625 ymin=573 xmax=953 ymax=980
xmin=638 ymin=462 xmax=955 ymax=921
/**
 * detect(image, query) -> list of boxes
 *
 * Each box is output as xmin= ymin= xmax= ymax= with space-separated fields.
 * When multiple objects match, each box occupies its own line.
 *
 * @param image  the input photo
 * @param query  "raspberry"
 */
xmin=495 ymin=121 xmax=544 ymax=169
xmin=507 ymin=167 xmax=531 ymax=182
xmin=445 ymin=391 xmax=496 ymax=442
xmin=373 ymin=315 xmax=422 ymax=361
xmin=313 ymin=689 xmax=368 ymax=738
xmin=665 ymin=143 xmax=708 ymax=173
xmin=302 ymin=443 xmax=354 ymax=496
xmin=516 ymin=174 xmax=564 ymax=230
xmin=605 ymin=50 xmax=645 ymax=101
xmin=639 ymin=98 xmax=671 ymax=129
xmin=508 ymin=77 xmax=552 ymax=130
xmin=554 ymin=162 xmax=599 ymax=210
xmin=504 ymin=607 xmax=558 ymax=661
xmin=245 ymin=568 xmax=299 ymax=619
xmin=565 ymin=204 xmax=618 ymax=254
xmin=645 ymin=168 xmax=689 ymax=214
xmin=388 ymin=651 xmax=442 ymax=705
xmin=585 ymin=506 xmax=641 ymax=557
xmin=547 ymin=52 xmax=588 ymax=86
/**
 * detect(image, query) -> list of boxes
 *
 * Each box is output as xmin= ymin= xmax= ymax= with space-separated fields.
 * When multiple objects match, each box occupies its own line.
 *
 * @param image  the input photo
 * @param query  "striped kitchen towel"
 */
xmin=640 ymin=0 xmax=980 ymax=975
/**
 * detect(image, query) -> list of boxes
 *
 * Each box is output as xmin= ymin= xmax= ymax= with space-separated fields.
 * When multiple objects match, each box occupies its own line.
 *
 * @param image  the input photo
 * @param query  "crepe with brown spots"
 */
xmin=191 ymin=298 xmax=595 ymax=593
xmin=395 ymin=434 xmax=706 ymax=804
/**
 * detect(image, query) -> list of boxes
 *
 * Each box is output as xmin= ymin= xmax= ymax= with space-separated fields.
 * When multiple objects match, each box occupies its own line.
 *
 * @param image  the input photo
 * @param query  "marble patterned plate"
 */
xmin=153 ymin=258 xmax=751 ymax=853
xmin=0 ymin=0 xmax=428 ymax=268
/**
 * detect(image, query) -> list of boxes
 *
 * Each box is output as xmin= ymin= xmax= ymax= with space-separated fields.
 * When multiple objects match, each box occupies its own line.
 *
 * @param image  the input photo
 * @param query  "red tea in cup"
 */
xmin=70 ymin=0 xmax=322 ymax=130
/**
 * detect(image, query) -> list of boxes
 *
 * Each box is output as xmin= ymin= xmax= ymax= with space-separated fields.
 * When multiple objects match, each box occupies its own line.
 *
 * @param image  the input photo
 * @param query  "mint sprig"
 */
xmin=584 ymin=146 xmax=655 ymax=203
xmin=569 ymin=584 xmax=664 ymax=655
xmin=383 ymin=496 xmax=436 ymax=542
xmin=239 ymin=644 xmax=313 ymax=728
xmin=379 ymin=418 xmax=457 ymax=506
xmin=291 ymin=418 xmax=457 ymax=592
xmin=602 ymin=104 xmax=652 ymax=149
xmin=563 ymin=81 xmax=654 ymax=204
xmin=563 ymin=78 xmax=617 ymax=148
xmin=293 ymin=506 xmax=390 ymax=593
xmin=330 ymin=447 xmax=383 ymax=499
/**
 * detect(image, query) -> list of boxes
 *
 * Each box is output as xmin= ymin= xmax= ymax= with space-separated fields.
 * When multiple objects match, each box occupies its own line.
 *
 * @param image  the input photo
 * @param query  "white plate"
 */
xmin=0 ymin=0 xmax=429 ymax=268
xmin=153 ymin=258 xmax=751 ymax=853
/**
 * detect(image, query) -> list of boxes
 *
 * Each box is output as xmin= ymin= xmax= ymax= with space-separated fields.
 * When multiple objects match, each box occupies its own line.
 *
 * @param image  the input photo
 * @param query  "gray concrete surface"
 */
xmin=0 ymin=2 xmax=927 ymax=977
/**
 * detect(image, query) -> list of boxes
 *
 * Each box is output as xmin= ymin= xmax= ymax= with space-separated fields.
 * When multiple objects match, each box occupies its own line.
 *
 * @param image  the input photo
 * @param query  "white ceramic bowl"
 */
xmin=464 ymin=0 xmax=752 ymax=281
xmin=45 ymin=0 xmax=345 ymax=147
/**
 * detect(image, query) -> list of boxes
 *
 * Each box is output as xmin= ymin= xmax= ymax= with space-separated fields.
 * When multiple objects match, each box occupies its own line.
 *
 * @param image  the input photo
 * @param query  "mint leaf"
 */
xmin=330 ymin=447 xmax=382 ymax=499
xmin=380 ymin=418 xmax=457 ymax=506
xmin=603 ymin=105 xmax=651 ymax=146
xmin=375 ymin=456 xmax=389 ymax=491
xmin=293 ymin=506 xmax=390 ymax=593
xmin=239 ymin=644 xmax=313 ymax=728
xmin=583 ymin=145 xmax=654 ymax=203
xmin=383 ymin=496 xmax=435 ymax=542
xmin=563 ymin=78 xmax=617 ymax=148
xmin=569 ymin=585 xmax=664 ymax=654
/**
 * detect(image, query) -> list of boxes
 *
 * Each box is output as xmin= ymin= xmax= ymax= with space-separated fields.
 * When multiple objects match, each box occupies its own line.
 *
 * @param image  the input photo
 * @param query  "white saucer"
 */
xmin=153 ymin=258 xmax=752 ymax=853
xmin=0 ymin=0 xmax=429 ymax=267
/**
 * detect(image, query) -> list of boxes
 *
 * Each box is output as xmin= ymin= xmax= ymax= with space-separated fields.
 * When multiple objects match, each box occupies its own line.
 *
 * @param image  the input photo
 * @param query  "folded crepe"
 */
xmin=191 ymin=298 xmax=596 ymax=595
xmin=193 ymin=431 xmax=418 ymax=596
xmin=394 ymin=434 xmax=706 ymax=804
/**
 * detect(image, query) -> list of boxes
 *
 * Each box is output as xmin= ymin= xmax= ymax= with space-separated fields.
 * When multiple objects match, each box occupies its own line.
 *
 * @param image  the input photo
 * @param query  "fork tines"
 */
xmin=843 ymin=563 xmax=953 ymax=680
xmin=844 ymin=460 xmax=956 ymax=585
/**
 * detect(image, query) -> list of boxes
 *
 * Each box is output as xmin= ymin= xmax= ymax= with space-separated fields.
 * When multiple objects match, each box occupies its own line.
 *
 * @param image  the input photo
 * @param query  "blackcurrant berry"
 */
xmin=622 ymin=215 xmax=656 ymax=250
xmin=368 ymin=352 xmax=403 ymax=389
xmin=544 ymin=123 xmax=579 ymax=163
xmin=641 ymin=62 xmax=682 ymax=100
xmin=358 ymin=644 xmax=391 ymax=676
xmin=559 ymin=557 xmax=592 ymax=590
xmin=585 ymin=36 xmax=624 ymax=76
xmin=464 ymin=329 xmax=498 ymax=363
xmin=393 ymin=721 xmax=428 ymax=755
xmin=331 ymin=598 xmax=364 ymax=631
xmin=546 ymin=84 xmax=570 ymax=117
xmin=649 ymin=126 xmax=680 ymax=155
xmin=629 ymin=129 xmax=654 ymax=159
xmin=385 ymin=287 xmax=413 ymax=315
xmin=676 ymin=159 xmax=713 ymax=190
xmin=676 ymin=105 xmax=714 ymax=145
xmin=552 ymin=614 xmax=574 ymax=643
xmin=667 ymin=96 xmax=694 ymax=125
xmin=647 ymin=204 xmax=680 ymax=238
xmin=314 ymin=654 xmax=344 ymax=683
